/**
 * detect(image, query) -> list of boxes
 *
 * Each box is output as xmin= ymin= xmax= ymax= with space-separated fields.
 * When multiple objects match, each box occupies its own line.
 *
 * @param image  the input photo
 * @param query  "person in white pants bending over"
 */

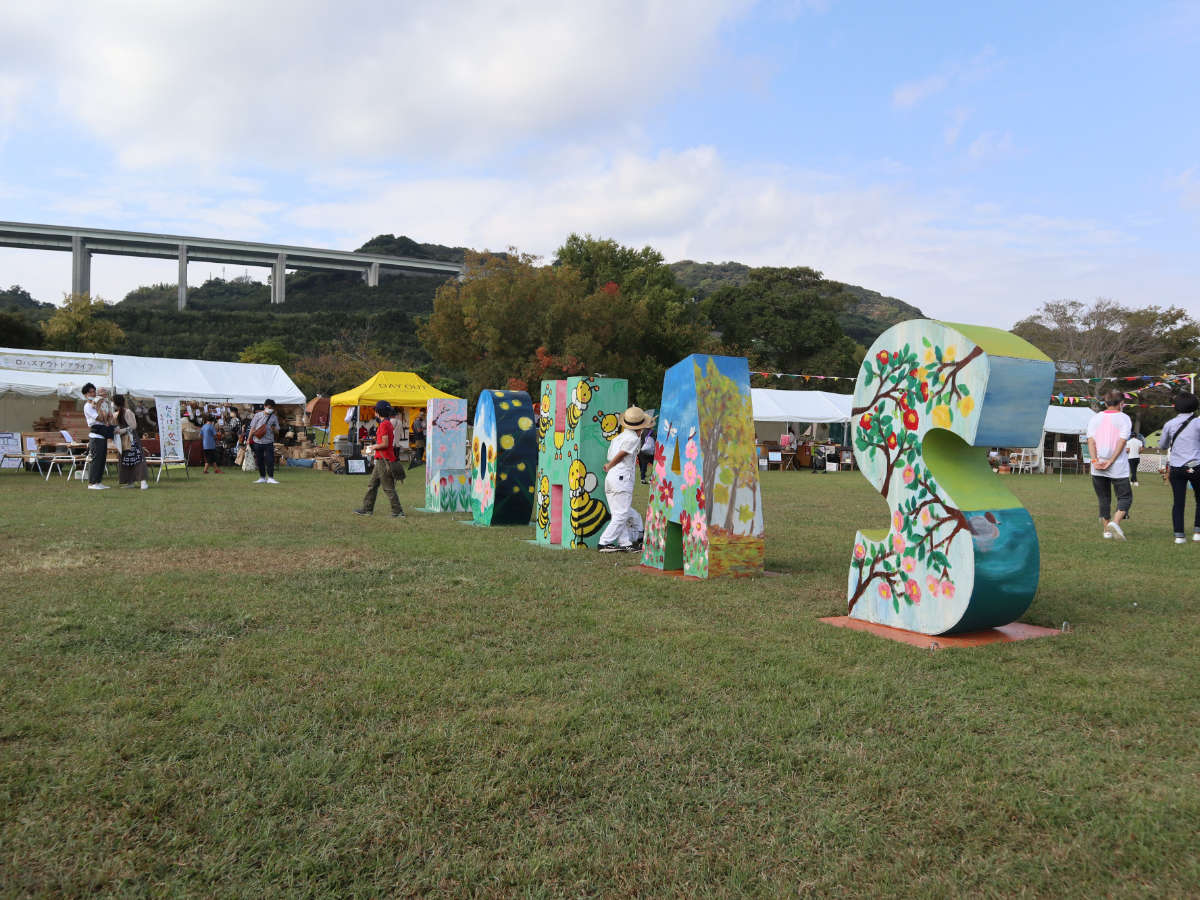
xmin=598 ymin=406 xmax=655 ymax=552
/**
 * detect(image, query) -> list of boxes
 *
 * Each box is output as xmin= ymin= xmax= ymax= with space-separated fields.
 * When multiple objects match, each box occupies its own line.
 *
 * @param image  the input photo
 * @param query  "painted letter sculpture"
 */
xmin=535 ymin=376 xmax=629 ymax=548
xmin=642 ymin=354 xmax=764 ymax=578
xmin=471 ymin=390 xmax=537 ymax=526
xmin=847 ymin=321 xmax=1054 ymax=634
xmin=424 ymin=398 xmax=469 ymax=512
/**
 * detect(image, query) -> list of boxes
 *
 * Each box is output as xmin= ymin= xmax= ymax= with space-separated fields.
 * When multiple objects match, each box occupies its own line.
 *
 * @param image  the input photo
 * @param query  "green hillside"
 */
xmin=670 ymin=260 xmax=924 ymax=345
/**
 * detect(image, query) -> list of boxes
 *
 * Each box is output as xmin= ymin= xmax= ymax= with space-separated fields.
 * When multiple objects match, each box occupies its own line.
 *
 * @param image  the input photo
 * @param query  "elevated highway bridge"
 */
xmin=0 ymin=221 xmax=465 ymax=310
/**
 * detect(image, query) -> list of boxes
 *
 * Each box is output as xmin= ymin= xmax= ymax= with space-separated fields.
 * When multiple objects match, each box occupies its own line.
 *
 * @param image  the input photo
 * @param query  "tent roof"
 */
xmin=751 ymin=389 xmax=853 ymax=423
xmin=1043 ymin=406 xmax=1095 ymax=436
xmin=0 ymin=346 xmax=304 ymax=404
xmin=330 ymin=371 xmax=460 ymax=408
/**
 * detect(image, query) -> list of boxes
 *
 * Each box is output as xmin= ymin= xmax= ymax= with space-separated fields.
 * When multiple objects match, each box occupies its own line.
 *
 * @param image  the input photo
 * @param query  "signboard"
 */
xmin=0 ymin=352 xmax=112 ymax=378
xmin=347 ymin=458 xmax=366 ymax=474
xmin=1056 ymin=442 xmax=1067 ymax=452
xmin=155 ymin=397 xmax=184 ymax=460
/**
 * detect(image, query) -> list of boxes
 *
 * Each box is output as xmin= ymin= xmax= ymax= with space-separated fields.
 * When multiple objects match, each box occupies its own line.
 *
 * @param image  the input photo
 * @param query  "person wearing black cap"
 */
xmin=355 ymin=400 xmax=405 ymax=518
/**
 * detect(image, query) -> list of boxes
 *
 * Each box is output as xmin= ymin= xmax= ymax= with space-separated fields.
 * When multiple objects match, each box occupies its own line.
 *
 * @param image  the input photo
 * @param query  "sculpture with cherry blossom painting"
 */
xmin=848 ymin=321 xmax=1054 ymax=635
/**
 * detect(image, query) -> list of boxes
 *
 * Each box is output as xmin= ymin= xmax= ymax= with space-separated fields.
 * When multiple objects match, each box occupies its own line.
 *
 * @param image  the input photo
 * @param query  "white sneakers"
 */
xmin=1175 ymin=537 xmax=1186 ymax=544
xmin=253 ymin=478 xmax=267 ymax=484
xmin=140 ymin=481 xmax=149 ymax=490
xmin=87 ymin=483 xmax=110 ymax=490
xmin=1107 ymin=521 xmax=1126 ymax=540
xmin=254 ymin=477 xmax=280 ymax=484
xmin=266 ymin=477 xmax=280 ymax=484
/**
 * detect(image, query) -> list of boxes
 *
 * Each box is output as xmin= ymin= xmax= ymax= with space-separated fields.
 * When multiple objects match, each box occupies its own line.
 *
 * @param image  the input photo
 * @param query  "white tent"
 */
xmin=1042 ymin=406 xmax=1094 ymax=435
xmin=751 ymin=389 xmax=852 ymax=423
xmin=0 ymin=347 xmax=304 ymax=404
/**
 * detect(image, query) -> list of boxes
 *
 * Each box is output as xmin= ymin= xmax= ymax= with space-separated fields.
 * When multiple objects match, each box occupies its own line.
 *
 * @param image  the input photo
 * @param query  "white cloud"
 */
xmin=0 ymin=0 xmax=751 ymax=168
xmin=943 ymin=107 xmax=970 ymax=146
xmin=1167 ymin=168 xmax=1200 ymax=209
xmin=966 ymin=130 xmax=1016 ymax=162
xmin=891 ymin=47 xmax=998 ymax=110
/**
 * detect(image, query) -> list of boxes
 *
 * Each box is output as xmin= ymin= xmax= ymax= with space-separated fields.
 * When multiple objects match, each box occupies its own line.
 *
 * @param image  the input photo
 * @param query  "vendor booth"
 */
xmin=751 ymin=389 xmax=853 ymax=441
xmin=328 ymin=371 xmax=461 ymax=452
xmin=1 ymin=347 xmax=304 ymax=475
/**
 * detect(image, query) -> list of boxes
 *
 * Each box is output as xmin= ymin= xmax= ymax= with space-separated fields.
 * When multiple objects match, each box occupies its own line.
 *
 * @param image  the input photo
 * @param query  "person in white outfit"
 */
xmin=598 ymin=406 xmax=654 ymax=552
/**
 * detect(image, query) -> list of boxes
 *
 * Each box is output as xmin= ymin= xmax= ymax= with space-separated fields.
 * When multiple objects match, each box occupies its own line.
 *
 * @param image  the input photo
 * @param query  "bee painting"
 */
xmin=536 ymin=473 xmax=551 ymax=536
xmin=568 ymin=459 xmax=608 ymax=548
xmin=592 ymin=410 xmax=620 ymax=442
xmin=564 ymin=380 xmax=593 ymax=440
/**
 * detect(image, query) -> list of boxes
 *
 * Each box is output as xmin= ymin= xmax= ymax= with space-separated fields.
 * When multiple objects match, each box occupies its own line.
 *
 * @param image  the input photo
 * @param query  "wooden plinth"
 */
xmin=819 ymin=616 xmax=1061 ymax=650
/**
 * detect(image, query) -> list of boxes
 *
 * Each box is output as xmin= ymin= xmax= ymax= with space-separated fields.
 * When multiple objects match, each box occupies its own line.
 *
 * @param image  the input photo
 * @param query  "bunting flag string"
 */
xmin=1053 ymin=373 xmax=1195 ymax=385
xmin=753 ymin=371 xmax=857 ymax=382
xmin=1048 ymin=394 xmax=1177 ymax=409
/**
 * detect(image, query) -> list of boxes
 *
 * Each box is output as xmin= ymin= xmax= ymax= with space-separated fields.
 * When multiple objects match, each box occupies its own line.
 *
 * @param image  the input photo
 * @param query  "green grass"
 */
xmin=1 ymin=466 xmax=1197 ymax=897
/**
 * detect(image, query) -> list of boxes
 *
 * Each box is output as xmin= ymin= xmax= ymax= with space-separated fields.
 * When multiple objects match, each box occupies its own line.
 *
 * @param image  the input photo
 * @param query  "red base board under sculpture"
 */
xmin=819 ymin=616 xmax=1061 ymax=650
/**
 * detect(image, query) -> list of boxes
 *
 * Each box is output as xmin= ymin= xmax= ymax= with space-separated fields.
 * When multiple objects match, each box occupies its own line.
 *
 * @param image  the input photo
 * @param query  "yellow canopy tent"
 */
xmin=328 ymin=371 xmax=461 ymax=445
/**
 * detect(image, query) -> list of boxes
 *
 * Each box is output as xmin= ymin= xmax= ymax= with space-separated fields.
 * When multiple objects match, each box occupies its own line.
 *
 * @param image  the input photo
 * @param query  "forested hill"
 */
xmin=670 ymin=260 xmax=925 ymax=345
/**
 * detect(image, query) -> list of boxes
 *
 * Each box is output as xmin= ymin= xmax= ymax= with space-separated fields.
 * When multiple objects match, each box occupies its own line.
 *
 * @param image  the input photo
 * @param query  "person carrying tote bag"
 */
xmin=113 ymin=394 xmax=149 ymax=490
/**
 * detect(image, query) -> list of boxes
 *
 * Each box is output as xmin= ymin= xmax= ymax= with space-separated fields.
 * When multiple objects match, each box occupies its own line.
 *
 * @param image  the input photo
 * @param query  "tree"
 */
xmin=421 ymin=239 xmax=714 ymax=406
xmin=0 ymin=310 xmax=44 ymax=348
xmin=700 ymin=266 xmax=862 ymax=385
xmin=41 ymin=293 xmax=125 ymax=353
xmin=239 ymin=338 xmax=296 ymax=368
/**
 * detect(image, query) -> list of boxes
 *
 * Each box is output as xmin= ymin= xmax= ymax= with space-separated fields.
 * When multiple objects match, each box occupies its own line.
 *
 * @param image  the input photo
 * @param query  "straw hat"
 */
xmin=619 ymin=406 xmax=655 ymax=430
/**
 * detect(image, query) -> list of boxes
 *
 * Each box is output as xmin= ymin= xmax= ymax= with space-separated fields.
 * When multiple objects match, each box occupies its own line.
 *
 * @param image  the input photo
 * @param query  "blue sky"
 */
xmin=1 ymin=0 xmax=1196 ymax=328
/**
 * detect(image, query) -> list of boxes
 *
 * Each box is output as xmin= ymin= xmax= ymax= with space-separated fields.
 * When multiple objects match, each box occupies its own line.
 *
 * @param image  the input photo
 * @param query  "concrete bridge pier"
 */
xmin=178 ymin=244 xmax=188 ymax=310
xmin=365 ymin=261 xmax=380 ymax=287
xmin=271 ymin=253 xmax=287 ymax=304
xmin=71 ymin=235 xmax=91 ymax=298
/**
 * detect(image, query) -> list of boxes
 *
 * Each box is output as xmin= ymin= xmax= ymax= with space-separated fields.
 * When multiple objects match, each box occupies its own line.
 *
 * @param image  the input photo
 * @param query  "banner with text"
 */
xmin=155 ymin=397 xmax=184 ymax=460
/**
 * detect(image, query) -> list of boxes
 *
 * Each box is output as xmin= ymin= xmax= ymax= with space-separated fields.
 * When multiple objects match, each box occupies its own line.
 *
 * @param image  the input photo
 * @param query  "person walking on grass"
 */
xmin=1159 ymin=392 xmax=1200 ymax=545
xmin=354 ymin=400 xmax=405 ymax=518
xmin=1087 ymin=389 xmax=1133 ymax=540
xmin=247 ymin=399 xmax=280 ymax=484
xmin=201 ymin=415 xmax=222 ymax=474
xmin=598 ymin=406 xmax=653 ymax=552
xmin=1125 ymin=431 xmax=1143 ymax=487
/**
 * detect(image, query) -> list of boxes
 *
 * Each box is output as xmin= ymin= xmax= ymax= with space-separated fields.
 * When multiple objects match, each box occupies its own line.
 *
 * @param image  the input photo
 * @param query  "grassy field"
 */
xmin=1 ymin=465 xmax=1197 ymax=897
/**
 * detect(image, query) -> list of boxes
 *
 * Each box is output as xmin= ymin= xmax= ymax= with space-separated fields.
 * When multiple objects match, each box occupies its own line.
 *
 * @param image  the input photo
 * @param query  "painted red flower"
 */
xmin=658 ymin=480 xmax=674 ymax=505
xmin=859 ymin=413 xmax=873 ymax=430
xmin=909 ymin=368 xmax=919 ymax=379
xmin=696 ymin=484 xmax=705 ymax=510
xmin=680 ymin=510 xmax=692 ymax=534
xmin=898 ymin=393 xmax=910 ymax=411
xmin=654 ymin=443 xmax=666 ymax=466
xmin=920 ymin=382 xmax=930 ymax=402
xmin=876 ymin=350 xmax=890 ymax=366
xmin=886 ymin=432 xmax=898 ymax=450
xmin=902 ymin=408 xmax=920 ymax=431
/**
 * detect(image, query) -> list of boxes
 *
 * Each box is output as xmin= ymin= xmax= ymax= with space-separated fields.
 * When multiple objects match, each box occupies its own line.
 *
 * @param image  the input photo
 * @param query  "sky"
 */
xmin=1 ymin=0 xmax=1197 ymax=329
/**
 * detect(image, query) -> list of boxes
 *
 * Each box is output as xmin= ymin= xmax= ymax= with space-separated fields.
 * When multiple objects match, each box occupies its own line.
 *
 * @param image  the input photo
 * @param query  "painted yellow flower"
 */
xmin=958 ymin=395 xmax=975 ymax=417
xmin=942 ymin=345 xmax=957 ymax=363
xmin=932 ymin=405 xmax=952 ymax=429
xmin=923 ymin=348 xmax=936 ymax=364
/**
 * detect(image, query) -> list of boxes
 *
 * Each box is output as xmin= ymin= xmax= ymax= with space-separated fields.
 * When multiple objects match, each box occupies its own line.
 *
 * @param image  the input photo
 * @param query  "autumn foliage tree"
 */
xmin=420 ymin=237 xmax=714 ymax=406
xmin=41 ymin=293 xmax=125 ymax=353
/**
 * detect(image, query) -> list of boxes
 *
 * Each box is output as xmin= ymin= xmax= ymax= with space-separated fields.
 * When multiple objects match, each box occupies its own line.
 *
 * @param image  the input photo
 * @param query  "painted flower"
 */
xmin=693 ymin=517 xmax=707 ymax=543
xmin=932 ymin=405 xmax=952 ymax=429
xmin=893 ymin=510 xmax=903 ymax=531
xmin=680 ymin=510 xmax=692 ymax=534
xmin=696 ymin=484 xmax=705 ymax=511
xmin=877 ymin=350 xmax=890 ymax=366
xmin=919 ymin=381 xmax=930 ymax=402
xmin=919 ymin=507 xmax=932 ymax=527
xmin=654 ymin=443 xmax=666 ymax=465
xmin=435 ymin=455 xmax=445 ymax=467
xmin=906 ymin=579 xmax=922 ymax=604
xmin=940 ymin=579 xmax=955 ymax=598
xmin=943 ymin=345 xmax=957 ymax=363
xmin=902 ymin=555 xmax=916 ymax=572
xmin=926 ymin=574 xmax=940 ymax=596
xmin=683 ymin=461 xmax=699 ymax=486
xmin=859 ymin=413 xmax=873 ymax=430
xmin=958 ymin=396 xmax=975 ymax=417
xmin=892 ymin=533 xmax=905 ymax=554
xmin=887 ymin=432 xmax=899 ymax=450
xmin=685 ymin=439 xmax=698 ymax=461
xmin=854 ymin=543 xmax=866 ymax=560
xmin=878 ymin=581 xmax=892 ymax=600
xmin=658 ymin=480 xmax=675 ymax=506
xmin=902 ymin=465 xmax=916 ymax=485
xmin=902 ymin=408 xmax=920 ymax=431
xmin=898 ymin=393 xmax=910 ymax=411
xmin=440 ymin=477 xmax=447 ymax=486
